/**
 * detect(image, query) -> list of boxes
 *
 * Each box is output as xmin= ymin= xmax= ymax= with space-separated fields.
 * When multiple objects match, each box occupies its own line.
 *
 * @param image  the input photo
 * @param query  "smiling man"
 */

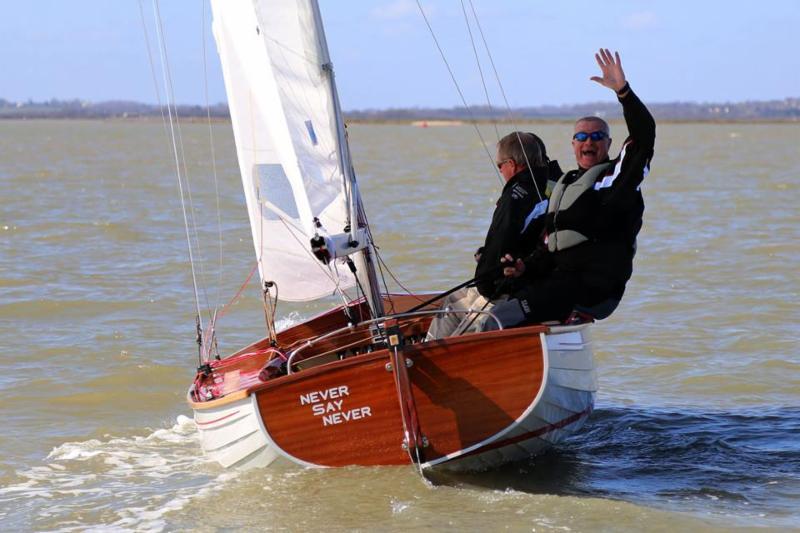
xmin=572 ymin=116 xmax=611 ymax=169
xmin=546 ymin=48 xmax=656 ymax=318
xmin=482 ymin=49 xmax=656 ymax=329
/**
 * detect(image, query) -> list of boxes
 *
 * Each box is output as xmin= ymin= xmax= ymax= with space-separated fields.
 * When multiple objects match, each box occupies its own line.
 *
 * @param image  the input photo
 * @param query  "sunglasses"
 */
xmin=573 ymin=130 xmax=608 ymax=142
xmin=496 ymin=159 xmax=513 ymax=169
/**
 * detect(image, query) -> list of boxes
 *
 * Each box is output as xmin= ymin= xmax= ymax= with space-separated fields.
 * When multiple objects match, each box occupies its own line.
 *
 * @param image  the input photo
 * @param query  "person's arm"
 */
xmin=591 ymin=48 xmax=655 ymax=150
xmin=619 ymin=88 xmax=655 ymax=154
xmin=490 ymin=182 xmax=537 ymax=263
xmin=474 ymin=197 xmax=513 ymax=297
xmin=475 ymin=182 xmax=537 ymax=296
xmin=592 ymin=49 xmax=655 ymax=199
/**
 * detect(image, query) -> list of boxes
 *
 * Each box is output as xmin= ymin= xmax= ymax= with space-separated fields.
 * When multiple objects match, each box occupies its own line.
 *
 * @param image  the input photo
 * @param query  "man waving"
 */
xmin=485 ymin=49 xmax=656 ymax=328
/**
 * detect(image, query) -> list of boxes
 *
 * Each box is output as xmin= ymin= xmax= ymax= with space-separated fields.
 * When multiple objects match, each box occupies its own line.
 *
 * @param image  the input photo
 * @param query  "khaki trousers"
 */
xmin=425 ymin=286 xmax=501 ymax=340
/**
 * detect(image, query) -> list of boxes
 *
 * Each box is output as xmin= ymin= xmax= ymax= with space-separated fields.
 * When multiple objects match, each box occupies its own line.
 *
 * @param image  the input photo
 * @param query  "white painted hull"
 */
xmin=191 ymin=392 xmax=279 ymax=469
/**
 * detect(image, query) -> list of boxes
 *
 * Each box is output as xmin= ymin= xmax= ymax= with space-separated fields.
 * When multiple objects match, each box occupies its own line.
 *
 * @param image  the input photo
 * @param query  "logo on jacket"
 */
xmin=511 ymin=184 xmax=528 ymax=200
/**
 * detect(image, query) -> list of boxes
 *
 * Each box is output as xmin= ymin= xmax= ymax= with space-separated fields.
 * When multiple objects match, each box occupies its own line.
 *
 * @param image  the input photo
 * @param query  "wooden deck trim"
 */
xmin=246 ymin=323 xmax=549 ymax=394
xmin=190 ymin=321 xmax=551 ymax=411
xmin=244 ymin=349 xmax=389 ymax=395
xmin=187 ymin=388 xmax=249 ymax=410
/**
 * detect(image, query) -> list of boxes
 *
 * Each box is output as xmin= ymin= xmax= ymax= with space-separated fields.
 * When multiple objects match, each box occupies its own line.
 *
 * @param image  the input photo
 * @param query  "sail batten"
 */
xmin=210 ymin=0 xmax=356 ymax=301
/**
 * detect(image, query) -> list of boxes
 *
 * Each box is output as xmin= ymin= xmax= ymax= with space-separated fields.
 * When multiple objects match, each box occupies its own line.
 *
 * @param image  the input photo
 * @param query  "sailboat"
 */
xmin=188 ymin=0 xmax=596 ymax=471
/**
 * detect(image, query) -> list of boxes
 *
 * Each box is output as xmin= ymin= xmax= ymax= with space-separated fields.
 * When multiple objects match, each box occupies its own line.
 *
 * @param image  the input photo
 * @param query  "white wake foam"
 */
xmin=1 ymin=416 xmax=238 ymax=532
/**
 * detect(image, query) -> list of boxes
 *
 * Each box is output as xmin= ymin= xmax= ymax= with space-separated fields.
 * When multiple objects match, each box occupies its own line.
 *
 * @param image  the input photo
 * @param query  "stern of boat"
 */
xmin=433 ymin=323 xmax=596 ymax=471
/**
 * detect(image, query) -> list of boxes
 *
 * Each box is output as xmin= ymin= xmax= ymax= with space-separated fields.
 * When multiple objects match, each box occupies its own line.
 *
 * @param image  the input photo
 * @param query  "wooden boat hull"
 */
xmin=189 ymin=320 xmax=595 ymax=471
xmin=429 ymin=326 xmax=595 ymax=471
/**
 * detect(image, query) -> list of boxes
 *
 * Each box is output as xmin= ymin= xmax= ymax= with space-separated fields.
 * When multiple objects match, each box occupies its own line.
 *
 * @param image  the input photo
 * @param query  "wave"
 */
xmin=0 ymin=417 xmax=237 ymax=532
xmin=427 ymin=405 xmax=800 ymax=528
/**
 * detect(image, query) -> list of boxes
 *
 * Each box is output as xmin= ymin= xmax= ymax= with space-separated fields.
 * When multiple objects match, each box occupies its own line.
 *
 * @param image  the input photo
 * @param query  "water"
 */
xmin=1 ymin=119 xmax=798 ymax=531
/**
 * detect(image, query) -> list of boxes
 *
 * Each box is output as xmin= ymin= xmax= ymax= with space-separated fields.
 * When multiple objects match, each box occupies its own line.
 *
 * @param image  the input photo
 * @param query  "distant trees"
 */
xmin=0 ymin=99 xmax=230 ymax=119
xmin=0 ymin=97 xmax=797 ymax=121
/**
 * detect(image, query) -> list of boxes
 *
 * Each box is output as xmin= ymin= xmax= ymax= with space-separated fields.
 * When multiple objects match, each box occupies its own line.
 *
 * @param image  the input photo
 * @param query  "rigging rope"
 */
xmin=459 ymin=0 xmax=500 ymax=143
xmin=361 ymin=205 xmax=426 ymax=308
xmin=201 ymin=0 xmax=225 ymax=325
xmin=415 ymin=0 xmax=503 ymax=185
xmin=198 ymin=0 xmax=225 ymax=359
xmin=152 ymin=1 xmax=215 ymax=328
xmin=213 ymin=261 xmax=259 ymax=322
xmin=148 ymin=0 xmax=206 ymax=360
xmin=466 ymin=0 xmax=544 ymax=202
xmin=414 ymin=1 xmax=545 ymax=201
xmin=137 ymin=0 xmax=169 ymax=138
xmin=374 ymin=247 xmax=427 ymax=305
xmin=372 ymin=245 xmax=396 ymax=314
xmin=203 ymin=261 xmax=258 ymax=360
xmin=467 ymin=0 xmax=519 ymax=124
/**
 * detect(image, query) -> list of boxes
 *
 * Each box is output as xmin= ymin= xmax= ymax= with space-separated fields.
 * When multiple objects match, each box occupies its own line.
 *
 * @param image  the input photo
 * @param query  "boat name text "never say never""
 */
xmin=299 ymin=385 xmax=372 ymax=427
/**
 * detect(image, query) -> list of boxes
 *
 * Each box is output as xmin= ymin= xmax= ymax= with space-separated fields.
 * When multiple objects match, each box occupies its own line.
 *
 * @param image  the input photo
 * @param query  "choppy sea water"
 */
xmin=0 ymin=119 xmax=798 ymax=531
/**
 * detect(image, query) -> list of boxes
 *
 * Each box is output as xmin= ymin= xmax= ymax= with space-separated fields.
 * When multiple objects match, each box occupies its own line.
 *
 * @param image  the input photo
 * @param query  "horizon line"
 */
xmin=2 ymin=95 xmax=799 ymax=111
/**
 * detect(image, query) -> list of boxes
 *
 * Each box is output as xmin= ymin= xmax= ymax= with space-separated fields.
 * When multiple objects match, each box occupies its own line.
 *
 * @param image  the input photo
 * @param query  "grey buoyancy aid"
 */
xmin=546 ymin=162 xmax=613 ymax=252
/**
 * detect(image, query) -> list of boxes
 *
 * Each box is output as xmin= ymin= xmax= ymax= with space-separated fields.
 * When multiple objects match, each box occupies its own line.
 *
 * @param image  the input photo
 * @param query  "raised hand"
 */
xmin=590 ymin=48 xmax=627 ymax=93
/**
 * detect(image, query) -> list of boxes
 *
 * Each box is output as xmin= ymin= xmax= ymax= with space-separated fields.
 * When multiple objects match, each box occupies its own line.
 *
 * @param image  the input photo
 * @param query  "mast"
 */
xmin=308 ymin=0 xmax=384 ymax=318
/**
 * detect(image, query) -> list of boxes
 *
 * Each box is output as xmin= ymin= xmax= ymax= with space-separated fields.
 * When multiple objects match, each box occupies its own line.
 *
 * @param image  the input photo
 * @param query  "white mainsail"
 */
xmin=210 ymin=0 xmax=361 ymax=302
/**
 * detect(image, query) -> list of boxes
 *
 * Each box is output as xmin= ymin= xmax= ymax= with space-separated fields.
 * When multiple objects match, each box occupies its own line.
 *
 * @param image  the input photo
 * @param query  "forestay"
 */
xmin=210 ymin=0 xmax=357 ymax=301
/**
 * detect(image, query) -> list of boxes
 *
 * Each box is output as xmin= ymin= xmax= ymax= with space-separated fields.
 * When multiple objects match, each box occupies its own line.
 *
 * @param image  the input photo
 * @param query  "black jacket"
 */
xmin=474 ymin=168 xmax=549 ymax=297
xmin=548 ymin=86 xmax=656 ymax=304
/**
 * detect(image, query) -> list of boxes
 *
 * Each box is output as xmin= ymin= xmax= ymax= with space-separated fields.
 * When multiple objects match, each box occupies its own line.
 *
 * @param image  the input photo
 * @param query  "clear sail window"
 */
xmin=254 ymin=164 xmax=300 ymax=221
xmin=305 ymin=120 xmax=318 ymax=146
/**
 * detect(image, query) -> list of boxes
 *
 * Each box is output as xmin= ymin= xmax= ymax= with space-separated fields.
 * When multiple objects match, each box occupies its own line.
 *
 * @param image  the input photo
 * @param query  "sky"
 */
xmin=1 ymin=1 xmax=798 ymax=110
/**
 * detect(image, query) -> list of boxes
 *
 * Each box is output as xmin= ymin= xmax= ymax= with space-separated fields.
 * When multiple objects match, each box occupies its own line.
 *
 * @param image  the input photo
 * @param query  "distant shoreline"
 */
xmin=1 ymin=97 xmax=798 ymax=122
xmin=1 ymin=116 xmax=797 ymax=125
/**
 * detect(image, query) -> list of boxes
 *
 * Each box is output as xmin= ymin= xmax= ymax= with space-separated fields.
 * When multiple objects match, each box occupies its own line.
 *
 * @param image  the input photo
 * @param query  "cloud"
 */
xmin=622 ymin=11 xmax=657 ymax=30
